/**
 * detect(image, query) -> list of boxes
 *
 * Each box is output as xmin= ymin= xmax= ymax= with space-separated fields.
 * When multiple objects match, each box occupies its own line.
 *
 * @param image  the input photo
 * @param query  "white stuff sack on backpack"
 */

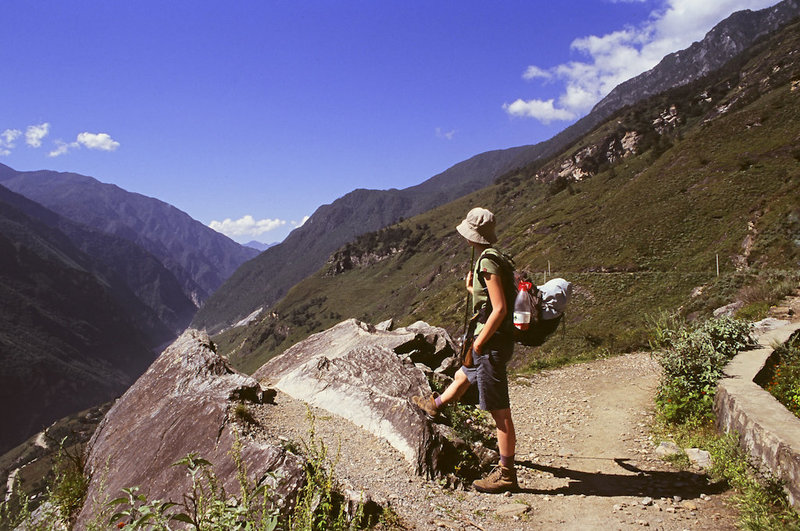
xmin=537 ymin=278 xmax=572 ymax=320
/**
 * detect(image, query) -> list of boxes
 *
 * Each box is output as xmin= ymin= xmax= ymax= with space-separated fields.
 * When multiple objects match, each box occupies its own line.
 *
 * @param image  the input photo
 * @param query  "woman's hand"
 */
xmin=465 ymin=271 xmax=474 ymax=293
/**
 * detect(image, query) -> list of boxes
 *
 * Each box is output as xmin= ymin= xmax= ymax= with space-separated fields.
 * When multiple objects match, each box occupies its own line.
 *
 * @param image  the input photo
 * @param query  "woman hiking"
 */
xmin=413 ymin=207 xmax=517 ymax=494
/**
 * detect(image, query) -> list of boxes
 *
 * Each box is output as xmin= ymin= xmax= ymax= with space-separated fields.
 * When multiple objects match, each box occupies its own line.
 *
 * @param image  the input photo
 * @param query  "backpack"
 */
xmin=474 ymin=251 xmax=571 ymax=347
xmin=514 ymin=277 xmax=572 ymax=346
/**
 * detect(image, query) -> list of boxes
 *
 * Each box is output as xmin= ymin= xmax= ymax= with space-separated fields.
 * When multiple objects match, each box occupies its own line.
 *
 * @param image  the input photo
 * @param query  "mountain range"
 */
xmin=0 ymin=167 xmax=258 ymax=307
xmin=0 ymin=167 xmax=257 ymax=453
xmin=0 ymin=184 xmax=154 ymax=453
xmin=193 ymin=0 xmax=800 ymax=334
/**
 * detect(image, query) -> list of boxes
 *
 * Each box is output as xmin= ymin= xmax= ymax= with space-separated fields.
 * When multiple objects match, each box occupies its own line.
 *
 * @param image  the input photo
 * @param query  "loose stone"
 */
xmin=496 ymin=502 xmax=530 ymax=518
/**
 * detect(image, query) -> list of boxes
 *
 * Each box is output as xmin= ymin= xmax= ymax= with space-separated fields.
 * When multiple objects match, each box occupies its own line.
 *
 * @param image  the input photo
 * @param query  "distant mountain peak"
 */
xmin=591 ymin=0 xmax=800 ymax=117
xmin=244 ymin=240 xmax=277 ymax=252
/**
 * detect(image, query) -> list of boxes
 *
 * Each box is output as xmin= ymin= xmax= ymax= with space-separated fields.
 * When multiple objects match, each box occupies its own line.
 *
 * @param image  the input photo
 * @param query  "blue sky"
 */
xmin=1 ymin=0 xmax=781 ymax=243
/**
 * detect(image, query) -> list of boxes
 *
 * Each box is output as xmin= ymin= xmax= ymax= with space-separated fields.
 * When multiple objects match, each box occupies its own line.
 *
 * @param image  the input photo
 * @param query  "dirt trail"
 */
xmin=253 ymin=351 xmax=740 ymax=530
xmin=506 ymin=352 xmax=737 ymax=530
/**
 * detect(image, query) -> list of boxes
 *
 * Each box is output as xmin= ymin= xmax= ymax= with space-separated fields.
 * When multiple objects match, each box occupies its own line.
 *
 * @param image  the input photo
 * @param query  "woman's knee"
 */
xmin=490 ymin=408 xmax=513 ymax=425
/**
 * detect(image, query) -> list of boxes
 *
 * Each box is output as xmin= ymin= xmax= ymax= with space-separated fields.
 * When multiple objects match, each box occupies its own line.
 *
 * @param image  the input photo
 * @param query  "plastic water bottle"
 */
xmin=513 ymin=281 xmax=534 ymax=330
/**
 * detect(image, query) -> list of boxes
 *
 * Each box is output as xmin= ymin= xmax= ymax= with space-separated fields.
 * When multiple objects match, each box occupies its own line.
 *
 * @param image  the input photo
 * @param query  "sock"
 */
xmin=500 ymin=454 xmax=515 ymax=468
xmin=434 ymin=396 xmax=443 ymax=408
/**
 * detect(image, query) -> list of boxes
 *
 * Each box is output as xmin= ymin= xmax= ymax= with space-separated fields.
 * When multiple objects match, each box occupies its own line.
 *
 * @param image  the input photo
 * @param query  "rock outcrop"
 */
xmin=75 ymin=329 xmax=304 ymax=526
xmin=253 ymin=319 xmax=461 ymax=478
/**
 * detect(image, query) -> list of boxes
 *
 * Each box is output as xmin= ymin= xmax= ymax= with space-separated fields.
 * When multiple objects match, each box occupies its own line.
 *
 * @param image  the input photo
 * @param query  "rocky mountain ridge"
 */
xmin=593 ymin=0 xmax=800 ymax=118
xmin=0 ymin=183 xmax=195 ymax=343
xmin=0 ymin=165 xmax=256 ymax=453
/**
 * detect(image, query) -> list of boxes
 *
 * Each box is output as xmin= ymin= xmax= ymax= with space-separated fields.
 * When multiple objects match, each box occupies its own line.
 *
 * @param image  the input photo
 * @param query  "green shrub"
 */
xmin=0 ymin=438 xmax=90 ymax=530
xmin=654 ymin=316 xmax=753 ymax=423
xmin=49 ymin=440 xmax=91 ymax=526
xmin=0 ymin=475 xmax=34 ymax=530
xmin=707 ymin=432 xmax=800 ymax=530
xmin=763 ymin=331 xmax=800 ymax=418
xmin=233 ymin=402 xmax=258 ymax=427
xmin=736 ymin=301 xmax=771 ymax=321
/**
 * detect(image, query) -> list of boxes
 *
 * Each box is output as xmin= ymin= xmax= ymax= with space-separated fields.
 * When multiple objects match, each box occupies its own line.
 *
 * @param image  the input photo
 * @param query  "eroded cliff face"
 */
xmin=75 ymin=329 xmax=304 ymax=526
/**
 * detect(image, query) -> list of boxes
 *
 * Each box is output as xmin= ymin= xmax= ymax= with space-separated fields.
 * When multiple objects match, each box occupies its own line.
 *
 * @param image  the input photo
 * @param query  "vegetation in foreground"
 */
xmin=0 ymin=415 xmax=402 ymax=531
xmin=652 ymin=315 xmax=800 ymax=529
xmin=760 ymin=329 xmax=800 ymax=419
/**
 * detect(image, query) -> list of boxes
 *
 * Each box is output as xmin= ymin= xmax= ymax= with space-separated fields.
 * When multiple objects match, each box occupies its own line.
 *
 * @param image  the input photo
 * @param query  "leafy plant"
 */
xmin=106 ymin=436 xmax=280 ymax=530
xmin=290 ymin=408 xmax=368 ymax=530
xmin=653 ymin=316 xmax=753 ymax=424
xmin=762 ymin=330 xmax=800 ymax=418
xmin=654 ymin=417 xmax=800 ymax=530
xmin=108 ymin=486 xmax=178 ymax=530
xmin=48 ymin=438 xmax=91 ymax=526
xmin=0 ymin=437 xmax=90 ymax=530
xmin=0 ymin=474 xmax=34 ymax=530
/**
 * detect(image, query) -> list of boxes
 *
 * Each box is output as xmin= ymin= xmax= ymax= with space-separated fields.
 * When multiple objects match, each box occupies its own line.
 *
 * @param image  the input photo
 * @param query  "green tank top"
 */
xmin=472 ymin=248 xmax=514 ymax=338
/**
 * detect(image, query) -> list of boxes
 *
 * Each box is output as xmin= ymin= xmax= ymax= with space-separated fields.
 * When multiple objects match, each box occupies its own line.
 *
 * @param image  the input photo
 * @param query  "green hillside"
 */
xmin=217 ymin=20 xmax=800 ymax=375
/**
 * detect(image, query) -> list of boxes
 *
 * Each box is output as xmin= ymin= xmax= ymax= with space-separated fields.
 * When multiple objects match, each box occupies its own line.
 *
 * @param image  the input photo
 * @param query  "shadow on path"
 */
xmin=515 ymin=458 xmax=726 ymax=499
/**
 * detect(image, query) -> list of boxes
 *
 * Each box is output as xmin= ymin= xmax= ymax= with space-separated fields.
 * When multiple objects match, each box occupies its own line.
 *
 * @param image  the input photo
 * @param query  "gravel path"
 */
xmin=250 ymin=352 xmax=740 ymax=530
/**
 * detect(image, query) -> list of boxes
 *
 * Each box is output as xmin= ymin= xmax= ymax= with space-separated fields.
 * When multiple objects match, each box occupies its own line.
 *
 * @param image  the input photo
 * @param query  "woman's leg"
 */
xmin=491 ymin=408 xmax=516 ymax=464
xmin=473 ymin=407 xmax=518 ymax=493
xmin=438 ymin=368 xmax=471 ymax=405
xmin=412 ymin=367 xmax=471 ymax=416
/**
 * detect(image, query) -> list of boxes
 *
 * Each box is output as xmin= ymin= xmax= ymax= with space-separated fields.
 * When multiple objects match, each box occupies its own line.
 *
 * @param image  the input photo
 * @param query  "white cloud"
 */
xmin=209 ymin=215 xmax=287 ymax=239
xmin=25 ymin=123 xmax=50 ymax=147
xmin=435 ymin=127 xmax=456 ymax=140
xmin=292 ymin=215 xmax=310 ymax=227
xmin=2 ymin=129 xmax=21 ymax=144
xmin=76 ymin=132 xmax=120 ymax=151
xmin=48 ymin=131 xmax=121 ymax=157
xmin=48 ymin=140 xmax=78 ymax=158
xmin=522 ymin=65 xmax=552 ymax=80
xmin=503 ymin=98 xmax=577 ymax=124
xmin=505 ymin=0 xmax=778 ymax=123
xmin=0 ymin=129 xmax=22 ymax=156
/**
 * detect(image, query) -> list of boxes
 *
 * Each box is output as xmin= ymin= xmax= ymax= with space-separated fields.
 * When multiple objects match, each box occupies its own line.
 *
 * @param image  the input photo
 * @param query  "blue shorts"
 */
xmin=461 ymin=336 xmax=513 ymax=411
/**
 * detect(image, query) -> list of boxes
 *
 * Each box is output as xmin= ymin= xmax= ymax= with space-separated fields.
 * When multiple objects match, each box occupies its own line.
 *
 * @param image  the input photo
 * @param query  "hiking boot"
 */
xmin=473 ymin=465 xmax=518 ymax=494
xmin=412 ymin=392 xmax=439 ymax=417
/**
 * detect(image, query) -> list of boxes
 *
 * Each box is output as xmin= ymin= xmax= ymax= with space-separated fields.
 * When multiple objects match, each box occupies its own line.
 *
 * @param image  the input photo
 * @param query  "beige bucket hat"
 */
xmin=456 ymin=207 xmax=497 ymax=245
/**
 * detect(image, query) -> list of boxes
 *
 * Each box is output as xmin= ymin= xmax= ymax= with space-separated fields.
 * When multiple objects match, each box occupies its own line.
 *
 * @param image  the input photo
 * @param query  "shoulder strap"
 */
xmin=475 ymin=249 xmax=515 ymax=289
xmin=475 ymin=250 xmax=517 ymax=324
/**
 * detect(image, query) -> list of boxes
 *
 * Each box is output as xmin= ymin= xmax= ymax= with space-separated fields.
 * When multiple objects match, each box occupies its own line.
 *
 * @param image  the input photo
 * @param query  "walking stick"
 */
xmin=460 ymin=247 xmax=476 ymax=367
xmin=462 ymin=246 xmax=474 ymax=334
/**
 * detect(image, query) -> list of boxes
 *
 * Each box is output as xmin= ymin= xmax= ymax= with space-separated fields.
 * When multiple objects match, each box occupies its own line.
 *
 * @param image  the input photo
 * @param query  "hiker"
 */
xmin=413 ymin=207 xmax=517 ymax=494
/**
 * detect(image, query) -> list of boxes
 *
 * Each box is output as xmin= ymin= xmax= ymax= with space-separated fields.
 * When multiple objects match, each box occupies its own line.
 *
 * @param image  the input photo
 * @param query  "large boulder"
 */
xmin=253 ymin=319 xmax=460 ymax=477
xmin=75 ymin=329 xmax=304 ymax=526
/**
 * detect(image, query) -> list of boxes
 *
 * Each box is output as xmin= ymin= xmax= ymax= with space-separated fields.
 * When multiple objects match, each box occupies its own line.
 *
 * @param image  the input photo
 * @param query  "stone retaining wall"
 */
xmin=714 ymin=322 xmax=800 ymax=507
